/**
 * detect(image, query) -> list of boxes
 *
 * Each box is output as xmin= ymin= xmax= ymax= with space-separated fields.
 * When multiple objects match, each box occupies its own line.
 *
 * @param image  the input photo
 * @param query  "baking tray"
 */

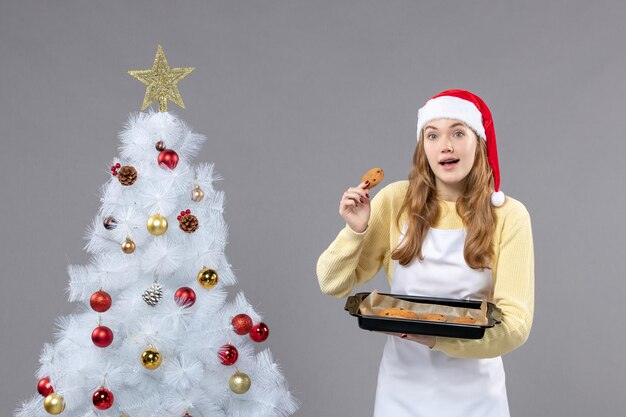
xmin=344 ymin=292 xmax=502 ymax=339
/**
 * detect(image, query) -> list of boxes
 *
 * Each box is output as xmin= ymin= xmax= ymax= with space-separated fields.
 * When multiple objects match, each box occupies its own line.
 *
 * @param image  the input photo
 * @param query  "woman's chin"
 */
xmin=434 ymin=173 xmax=468 ymax=191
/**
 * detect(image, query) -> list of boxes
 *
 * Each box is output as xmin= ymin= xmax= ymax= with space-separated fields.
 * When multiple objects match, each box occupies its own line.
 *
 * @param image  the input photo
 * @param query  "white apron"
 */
xmin=373 ymin=223 xmax=510 ymax=417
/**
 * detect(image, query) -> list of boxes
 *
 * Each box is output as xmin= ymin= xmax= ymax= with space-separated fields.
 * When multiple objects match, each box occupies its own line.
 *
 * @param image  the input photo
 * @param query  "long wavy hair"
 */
xmin=390 ymin=129 xmax=496 ymax=269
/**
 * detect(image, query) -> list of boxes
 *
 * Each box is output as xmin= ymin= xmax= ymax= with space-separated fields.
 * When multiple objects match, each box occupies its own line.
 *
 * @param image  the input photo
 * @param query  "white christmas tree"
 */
xmin=15 ymin=46 xmax=298 ymax=417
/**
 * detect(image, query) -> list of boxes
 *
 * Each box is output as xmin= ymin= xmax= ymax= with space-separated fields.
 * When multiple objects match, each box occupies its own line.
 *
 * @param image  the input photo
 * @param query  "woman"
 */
xmin=316 ymin=89 xmax=534 ymax=417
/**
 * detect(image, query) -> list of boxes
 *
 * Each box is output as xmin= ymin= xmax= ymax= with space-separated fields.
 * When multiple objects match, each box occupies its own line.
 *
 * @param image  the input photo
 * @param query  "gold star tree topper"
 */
xmin=128 ymin=45 xmax=195 ymax=112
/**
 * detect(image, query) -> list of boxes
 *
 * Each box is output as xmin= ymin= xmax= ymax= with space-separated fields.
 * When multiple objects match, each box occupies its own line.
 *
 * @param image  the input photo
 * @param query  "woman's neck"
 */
xmin=435 ymin=178 xmax=465 ymax=202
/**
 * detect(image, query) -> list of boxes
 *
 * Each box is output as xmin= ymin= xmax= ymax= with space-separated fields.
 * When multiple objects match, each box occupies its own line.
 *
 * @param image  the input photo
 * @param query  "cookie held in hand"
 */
xmin=361 ymin=167 xmax=384 ymax=189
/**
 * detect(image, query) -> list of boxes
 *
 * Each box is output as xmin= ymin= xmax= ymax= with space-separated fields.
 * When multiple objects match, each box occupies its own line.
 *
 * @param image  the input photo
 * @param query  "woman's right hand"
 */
xmin=339 ymin=181 xmax=371 ymax=233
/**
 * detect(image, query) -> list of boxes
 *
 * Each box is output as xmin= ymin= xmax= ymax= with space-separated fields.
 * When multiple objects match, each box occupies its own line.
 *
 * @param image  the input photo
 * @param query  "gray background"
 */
xmin=2 ymin=0 xmax=625 ymax=415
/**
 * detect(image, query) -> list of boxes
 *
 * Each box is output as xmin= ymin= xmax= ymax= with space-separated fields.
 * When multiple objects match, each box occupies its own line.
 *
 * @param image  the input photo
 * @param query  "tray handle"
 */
xmin=489 ymin=304 xmax=503 ymax=324
xmin=344 ymin=295 xmax=360 ymax=315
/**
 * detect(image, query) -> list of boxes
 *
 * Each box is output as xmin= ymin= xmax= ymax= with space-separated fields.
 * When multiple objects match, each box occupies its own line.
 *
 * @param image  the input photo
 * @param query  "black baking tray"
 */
xmin=344 ymin=292 xmax=502 ymax=339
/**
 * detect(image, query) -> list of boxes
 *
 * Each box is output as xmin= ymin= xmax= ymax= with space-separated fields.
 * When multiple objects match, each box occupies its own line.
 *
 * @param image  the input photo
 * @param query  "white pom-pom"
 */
xmin=491 ymin=190 xmax=505 ymax=207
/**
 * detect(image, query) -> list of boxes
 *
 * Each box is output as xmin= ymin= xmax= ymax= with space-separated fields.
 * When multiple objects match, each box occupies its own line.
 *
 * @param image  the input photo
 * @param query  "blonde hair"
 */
xmin=390 ymin=129 xmax=496 ymax=269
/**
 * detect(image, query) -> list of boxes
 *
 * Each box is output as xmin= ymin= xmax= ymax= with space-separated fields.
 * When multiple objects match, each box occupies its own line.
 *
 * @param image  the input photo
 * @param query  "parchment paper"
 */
xmin=358 ymin=290 xmax=489 ymax=326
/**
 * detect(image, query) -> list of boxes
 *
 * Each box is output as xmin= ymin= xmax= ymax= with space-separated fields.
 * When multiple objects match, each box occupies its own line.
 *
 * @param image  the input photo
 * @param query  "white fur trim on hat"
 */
xmin=491 ymin=190 xmax=505 ymax=207
xmin=416 ymin=96 xmax=486 ymax=141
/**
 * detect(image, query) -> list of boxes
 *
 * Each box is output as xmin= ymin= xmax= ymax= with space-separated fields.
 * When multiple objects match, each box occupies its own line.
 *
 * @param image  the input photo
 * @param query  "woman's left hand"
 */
xmin=381 ymin=332 xmax=436 ymax=348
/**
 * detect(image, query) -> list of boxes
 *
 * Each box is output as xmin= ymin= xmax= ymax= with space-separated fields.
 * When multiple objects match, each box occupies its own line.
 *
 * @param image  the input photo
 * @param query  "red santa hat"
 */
xmin=416 ymin=89 xmax=505 ymax=207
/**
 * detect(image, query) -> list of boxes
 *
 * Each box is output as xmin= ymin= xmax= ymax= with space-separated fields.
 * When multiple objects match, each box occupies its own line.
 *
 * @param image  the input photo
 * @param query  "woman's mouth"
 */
xmin=439 ymin=158 xmax=459 ymax=170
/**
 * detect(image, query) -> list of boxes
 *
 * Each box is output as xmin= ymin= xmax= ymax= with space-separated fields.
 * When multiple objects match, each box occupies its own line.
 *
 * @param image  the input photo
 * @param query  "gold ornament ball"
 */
xmin=44 ymin=393 xmax=65 ymax=415
xmin=229 ymin=371 xmax=251 ymax=394
xmin=122 ymin=238 xmax=136 ymax=254
xmin=197 ymin=267 xmax=218 ymax=289
xmin=147 ymin=213 xmax=168 ymax=236
xmin=191 ymin=185 xmax=204 ymax=202
xmin=141 ymin=347 xmax=163 ymax=370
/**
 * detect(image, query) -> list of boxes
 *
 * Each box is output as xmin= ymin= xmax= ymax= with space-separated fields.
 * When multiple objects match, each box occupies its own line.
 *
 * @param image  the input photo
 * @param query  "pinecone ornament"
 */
xmin=117 ymin=166 xmax=137 ymax=186
xmin=142 ymin=283 xmax=163 ymax=306
xmin=177 ymin=209 xmax=199 ymax=233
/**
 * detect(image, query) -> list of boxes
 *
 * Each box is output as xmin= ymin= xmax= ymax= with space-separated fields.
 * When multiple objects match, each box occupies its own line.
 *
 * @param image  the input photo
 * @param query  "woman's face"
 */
xmin=422 ymin=118 xmax=478 ymax=197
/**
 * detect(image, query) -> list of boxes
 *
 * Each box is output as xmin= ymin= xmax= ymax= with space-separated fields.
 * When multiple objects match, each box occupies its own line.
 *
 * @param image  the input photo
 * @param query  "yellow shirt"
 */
xmin=316 ymin=180 xmax=534 ymax=359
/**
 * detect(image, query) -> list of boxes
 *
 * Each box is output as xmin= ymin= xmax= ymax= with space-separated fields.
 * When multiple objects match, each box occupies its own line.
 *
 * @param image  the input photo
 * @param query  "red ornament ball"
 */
xmin=231 ymin=314 xmax=253 ymax=335
xmin=92 ymin=387 xmax=114 ymax=410
xmin=174 ymin=287 xmax=196 ymax=308
xmin=37 ymin=376 xmax=54 ymax=397
xmin=158 ymin=149 xmax=179 ymax=170
xmin=218 ymin=344 xmax=239 ymax=365
xmin=91 ymin=326 xmax=114 ymax=348
xmin=90 ymin=290 xmax=112 ymax=313
xmin=249 ymin=322 xmax=269 ymax=342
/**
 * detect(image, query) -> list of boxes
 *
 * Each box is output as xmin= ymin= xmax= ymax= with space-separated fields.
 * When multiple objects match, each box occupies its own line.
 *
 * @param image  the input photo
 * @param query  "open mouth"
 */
xmin=439 ymin=158 xmax=460 ymax=166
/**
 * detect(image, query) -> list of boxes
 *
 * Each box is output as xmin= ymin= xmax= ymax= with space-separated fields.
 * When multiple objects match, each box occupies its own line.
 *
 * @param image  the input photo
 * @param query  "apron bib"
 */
xmin=372 ymin=223 xmax=510 ymax=417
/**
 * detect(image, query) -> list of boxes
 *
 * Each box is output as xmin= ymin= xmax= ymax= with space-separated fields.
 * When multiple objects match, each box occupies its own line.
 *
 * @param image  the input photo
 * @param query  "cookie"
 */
xmin=451 ymin=316 xmax=477 ymax=325
xmin=361 ymin=167 xmax=384 ymax=189
xmin=416 ymin=313 xmax=448 ymax=322
xmin=377 ymin=307 xmax=418 ymax=319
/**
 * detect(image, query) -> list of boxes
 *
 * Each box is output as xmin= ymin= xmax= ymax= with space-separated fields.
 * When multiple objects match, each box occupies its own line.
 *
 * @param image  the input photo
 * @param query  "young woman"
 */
xmin=316 ymin=89 xmax=534 ymax=417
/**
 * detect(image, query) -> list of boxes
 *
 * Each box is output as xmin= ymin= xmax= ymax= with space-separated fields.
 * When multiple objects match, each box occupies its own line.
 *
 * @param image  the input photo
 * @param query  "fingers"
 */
xmin=380 ymin=332 xmax=407 ymax=338
xmin=345 ymin=185 xmax=370 ymax=201
xmin=339 ymin=182 xmax=371 ymax=215
xmin=340 ymin=188 xmax=369 ymax=210
xmin=339 ymin=199 xmax=357 ymax=214
xmin=345 ymin=190 xmax=368 ymax=204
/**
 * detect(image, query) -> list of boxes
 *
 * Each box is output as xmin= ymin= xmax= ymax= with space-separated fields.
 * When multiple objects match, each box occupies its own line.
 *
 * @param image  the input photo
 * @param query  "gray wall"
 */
xmin=2 ymin=1 xmax=625 ymax=415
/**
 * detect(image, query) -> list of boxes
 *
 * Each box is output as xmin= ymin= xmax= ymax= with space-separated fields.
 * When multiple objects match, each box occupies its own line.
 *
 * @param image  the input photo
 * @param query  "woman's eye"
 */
xmin=453 ymin=131 xmax=464 ymax=137
xmin=427 ymin=134 xmax=437 ymax=140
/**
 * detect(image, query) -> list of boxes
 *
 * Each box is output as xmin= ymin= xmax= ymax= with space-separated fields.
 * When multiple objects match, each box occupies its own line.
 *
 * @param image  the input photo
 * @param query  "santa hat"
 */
xmin=416 ymin=89 xmax=505 ymax=207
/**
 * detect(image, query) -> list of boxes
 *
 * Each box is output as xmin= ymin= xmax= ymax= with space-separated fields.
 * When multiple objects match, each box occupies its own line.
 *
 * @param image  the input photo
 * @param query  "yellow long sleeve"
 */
xmin=432 ymin=203 xmax=534 ymax=358
xmin=316 ymin=180 xmax=535 ymax=359
xmin=316 ymin=182 xmax=402 ymax=298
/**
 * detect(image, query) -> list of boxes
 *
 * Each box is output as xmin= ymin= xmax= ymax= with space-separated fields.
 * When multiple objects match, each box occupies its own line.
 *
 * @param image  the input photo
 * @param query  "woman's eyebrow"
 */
xmin=424 ymin=122 xmax=466 ymax=131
